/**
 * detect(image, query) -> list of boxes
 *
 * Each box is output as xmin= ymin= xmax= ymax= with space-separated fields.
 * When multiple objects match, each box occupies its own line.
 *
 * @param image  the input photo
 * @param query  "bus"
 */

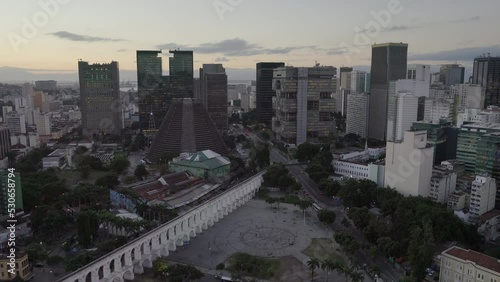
xmin=215 ymin=275 xmax=241 ymax=282
xmin=312 ymin=203 xmax=322 ymax=211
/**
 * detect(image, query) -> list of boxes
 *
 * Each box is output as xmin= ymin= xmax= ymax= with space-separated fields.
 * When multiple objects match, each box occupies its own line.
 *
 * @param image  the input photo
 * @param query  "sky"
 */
xmin=2 ymin=0 xmax=500 ymax=81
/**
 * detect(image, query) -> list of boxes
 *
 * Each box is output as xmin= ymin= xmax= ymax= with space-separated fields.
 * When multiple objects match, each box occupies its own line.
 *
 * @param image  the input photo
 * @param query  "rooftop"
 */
xmin=461 ymin=123 xmax=500 ymax=130
xmin=174 ymin=150 xmax=230 ymax=170
xmin=47 ymin=148 xmax=69 ymax=157
xmin=444 ymin=247 xmax=500 ymax=273
xmin=481 ymin=209 xmax=500 ymax=222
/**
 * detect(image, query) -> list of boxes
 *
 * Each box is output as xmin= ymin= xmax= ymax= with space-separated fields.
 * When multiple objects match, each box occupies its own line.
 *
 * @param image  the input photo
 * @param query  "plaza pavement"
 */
xmin=166 ymin=198 xmax=360 ymax=281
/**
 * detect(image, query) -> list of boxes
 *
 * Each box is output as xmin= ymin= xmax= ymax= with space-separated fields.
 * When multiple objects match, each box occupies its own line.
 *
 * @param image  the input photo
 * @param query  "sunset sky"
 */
xmin=2 ymin=0 xmax=500 ymax=80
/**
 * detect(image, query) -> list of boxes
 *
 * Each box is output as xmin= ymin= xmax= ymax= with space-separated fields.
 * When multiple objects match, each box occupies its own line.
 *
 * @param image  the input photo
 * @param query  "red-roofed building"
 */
xmin=440 ymin=246 xmax=500 ymax=281
xmin=123 ymin=171 xmax=205 ymax=202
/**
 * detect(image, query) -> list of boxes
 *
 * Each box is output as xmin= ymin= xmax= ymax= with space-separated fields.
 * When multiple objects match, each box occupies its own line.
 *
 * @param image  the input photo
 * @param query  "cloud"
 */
xmin=215 ymin=57 xmax=229 ymax=62
xmin=156 ymin=38 xmax=314 ymax=56
xmin=358 ymin=16 xmax=481 ymax=34
xmin=47 ymin=31 xmax=126 ymax=42
xmin=408 ymin=45 xmax=500 ymax=61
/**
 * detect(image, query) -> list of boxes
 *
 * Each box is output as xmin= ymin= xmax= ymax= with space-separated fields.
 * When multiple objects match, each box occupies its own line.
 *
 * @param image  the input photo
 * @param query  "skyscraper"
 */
xmin=440 ymin=64 xmax=465 ymax=86
xmin=256 ymin=62 xmax=285 ymax=125
xmin=0 ymin=127 xmax=11 ymax=161
xmin=368 ymin=43 xmax=408 ymax=141
xmin=337 ymin=67 xmax=353 ymax=114
xmin=78 ymin=61 xmax=123 ymax=136
xmin=271 ymin=66 xmax=336 ymax=145
xmin=136 ymin=50 xmax=169 ymax=132
xmin=200 ymin=64 xmax=228 ymax=131
xmin=472 ymin=55 xmax=500 ymax=108
xmin=169 ymin=50 xmax=194 ymax=99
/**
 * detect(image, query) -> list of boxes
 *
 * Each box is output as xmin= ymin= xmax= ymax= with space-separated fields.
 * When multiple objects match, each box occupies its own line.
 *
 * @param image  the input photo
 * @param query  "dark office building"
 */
xmin=0 ymin=127 xmax=10 ymax=160
xmin=256 ymin=62 xmax=285 ymax=125
xmin=412 ymin=120 xmax=457 ymax=164
xmin=200 ymin=64 xmax=228 ymax=131
xmin=440 ymin=64 xmax=465 ymax=86
xmin=368 ymin=43 xmax=408 ymax=141
xmin=169 ymin=50 xmax=194 ymax=99
xmin=472 ymin=56 xmax=500 ymax=108
xmin=78 ymin=61 xmax=123 ymax=136
xmin=137 ymin=50 xmax=169 ymax=132
xmin=146 ymin=99 xmax=229 ymax=163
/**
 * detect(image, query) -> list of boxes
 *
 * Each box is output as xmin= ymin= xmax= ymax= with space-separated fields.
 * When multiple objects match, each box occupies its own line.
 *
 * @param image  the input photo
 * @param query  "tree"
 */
xmin=317 ymin=210 xmax=336 ymax=225
xmin=321 ymin=259 xmax=335 ymax=282
xmin=134 ymin=164 xmax=149 ymax=180
xmin=265 ymin=197 xmax=276 ymax=208
xmin=75 ymin=146 xmax=88 ymax=155
xmin=408 ymin=221 xmax=435 ymax=281
xmin=295 ymin=200 xmax=312 ymax=225
xmin=236 ymin=134 xmax=247 ymax=143
xmin=77 ymin=211 xmax=97 ymax=248
xmin=153 ymin=258 xmax=169 ymax=278
xmin=95 ymin=174 xmax=120 ymax=189
xmin=306 ymin=258 xmax=320 ymax=280
xmin=216 ymin=263 xmax=225 ymax=275
xmin=78 ymin=155 xmax=103 ymax=170
xmin=80 ymin=165 xmax=91 ymax=179
xmin=109 ymin=158 xmax=130 ymax=174
xmin=295 ymin=143 xmax=321 ymax=162
xmin=159 ymin=151 xmax=177 ymax=164
xmin=122 ymin=175 xmax=139 ymax=184
xmin=25 ymin=243 xmax=48 ymax=265
xmin=261 ymin=131 xmax=270 ymax=140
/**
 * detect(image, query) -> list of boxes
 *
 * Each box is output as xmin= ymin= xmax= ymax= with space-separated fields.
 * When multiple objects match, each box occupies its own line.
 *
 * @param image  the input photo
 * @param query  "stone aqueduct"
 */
xmin=57 ymin=171 xmax=265 ymax=282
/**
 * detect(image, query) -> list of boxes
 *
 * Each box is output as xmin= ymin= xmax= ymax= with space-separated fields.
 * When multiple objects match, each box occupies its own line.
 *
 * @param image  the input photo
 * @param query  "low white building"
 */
xmin=333 ymin=160 xmax=370 ymax=179
xmin=42 ymin=148 xmax=74 ymax=169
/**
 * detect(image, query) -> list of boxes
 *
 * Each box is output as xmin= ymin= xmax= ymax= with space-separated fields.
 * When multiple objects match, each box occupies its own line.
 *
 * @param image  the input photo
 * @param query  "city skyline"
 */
xmin=2 ymin=0 xmax=500 ymax=82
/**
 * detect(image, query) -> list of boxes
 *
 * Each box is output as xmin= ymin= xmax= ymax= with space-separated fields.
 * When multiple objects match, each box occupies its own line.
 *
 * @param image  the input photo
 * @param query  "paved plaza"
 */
xmin=166 ymin=198 xmax=343 ymax=281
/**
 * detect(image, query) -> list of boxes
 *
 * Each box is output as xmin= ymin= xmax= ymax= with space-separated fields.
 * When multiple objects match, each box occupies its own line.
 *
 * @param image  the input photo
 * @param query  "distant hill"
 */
xmin=0 ymin=66 xmax=257 ymax=84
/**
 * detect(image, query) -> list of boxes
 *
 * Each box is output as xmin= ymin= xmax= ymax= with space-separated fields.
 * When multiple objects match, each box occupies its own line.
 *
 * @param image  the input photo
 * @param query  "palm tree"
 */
xmin=306 ymin=258 xmax=320 ymax=281
xmin=350 ymin=270 xmax=364 ymax=282
xmin=321 ymin=259 xmax=335 ymax=282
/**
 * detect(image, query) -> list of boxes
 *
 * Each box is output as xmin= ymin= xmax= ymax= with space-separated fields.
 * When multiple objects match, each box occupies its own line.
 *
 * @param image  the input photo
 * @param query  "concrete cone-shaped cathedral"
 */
xmin=145 ymin=98 xmax=229 ymax=163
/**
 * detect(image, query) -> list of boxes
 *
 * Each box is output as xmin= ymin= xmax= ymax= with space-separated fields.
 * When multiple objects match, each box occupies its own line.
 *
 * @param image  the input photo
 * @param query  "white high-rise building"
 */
xmin=2 ymin=106 xmax=13 ymax=123
xmin=22 ymin=83 xmax=34 ymax=109
xmin=423 ymin=98 xmax=454 ymax=123
xmin=387 ymin=83 xmax=419 ymax=142
xmin=406 ymin=64 xmax=431 ymax=97
xmin=429 ymin=166 xmax=457 ymax=204
xmin=450 ymin=84 xmax=484 ymax=109
xmin=469 ymin=175 xmax=496 ymax=220
xmin=350 ymin=70 xmax=368 ymax=94
xmin=6 ymin=112 xmax=26 ymax=134
xmin=346 ymin=92 xmax=369 ymax=138
xmin=34 ymin=111 xmax=51 ymax=136
xmin=385 ymin=131 xmax=434 ymax=197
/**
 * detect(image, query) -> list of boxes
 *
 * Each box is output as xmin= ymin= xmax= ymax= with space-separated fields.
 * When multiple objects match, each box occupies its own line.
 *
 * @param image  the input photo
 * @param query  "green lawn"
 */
xmin=57 ymin=170 xmax=110 ymax=186
xmin=226 ymin=252 xmax=281 ymax=279
xmin=302 ymin=238 xmax=345 ymax=264
xmin=113 ymin=151 xmax=128 ymax=160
